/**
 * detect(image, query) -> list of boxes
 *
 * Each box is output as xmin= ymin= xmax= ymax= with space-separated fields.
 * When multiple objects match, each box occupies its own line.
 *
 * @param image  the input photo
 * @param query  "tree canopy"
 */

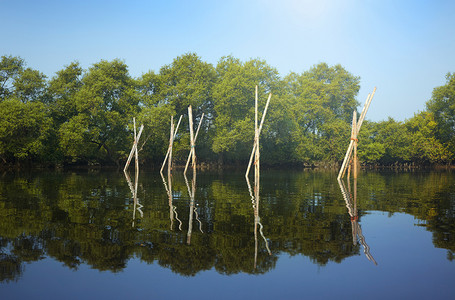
xmin=0 ymin=53 xmax=453 ymax=167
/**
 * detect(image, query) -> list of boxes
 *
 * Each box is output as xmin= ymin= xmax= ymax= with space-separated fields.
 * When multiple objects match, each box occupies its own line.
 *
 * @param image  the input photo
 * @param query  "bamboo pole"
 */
xmin=357 ymin=87 xmax=376 ymax=133
xmin=254 ymin=86 xmax=258 ymax=182
xmin=184 ymin=113 xmax=204 ymax=174
xmin=352 ymin=111 xmax=358 ymax=179
xmin=125 ymin=118 xmax=137 ymax=172
xmin=245 ymin=92 xmax=272 ymax=178
xmin=185 ymin=106 xmax=196 ymax=176
xmin=124 ymin=120 xmax=144 ymax=172
xmin=255 ymin=85 xmax=258 ymax=153
xmin=134 ymin=119 xmax=139 ymax=176
xmin=337 ymin=88 xmax=376 ymax=180
xmin=167 ymin=116 xmax=174 ymax=176
xmin=339 ymin=139 xmax=354 ymax=180
xmin=160 ymin=115 xmax=182 ymax=174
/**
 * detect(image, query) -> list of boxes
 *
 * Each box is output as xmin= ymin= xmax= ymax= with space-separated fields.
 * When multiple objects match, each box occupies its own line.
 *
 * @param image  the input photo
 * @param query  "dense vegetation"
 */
xmin=1 ymin=54 xmax=454 ymax=167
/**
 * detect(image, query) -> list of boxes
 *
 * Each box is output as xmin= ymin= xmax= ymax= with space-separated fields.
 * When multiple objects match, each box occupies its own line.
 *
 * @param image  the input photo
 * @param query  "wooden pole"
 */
xmin=357 ymin=87 xmax=376 ymax=133
xmin=184 ymin=113 xmax=204 ymax=174
xmin=167 ymin=116 xmax=174 ymax=176
xmin=134 ymin=118 xmax=139 ymax=176
xmin=191 ymin=111 xmax=196 ymax=175
xmin=337 ymin=88 xmax=376 ymax=180
xmin=125 ymin=118 xmax=137 ymax=172
xmin=124 ymin=119 xmax=144 ymax=172
xmin=185 ymin=105 xmax=196 ymax=176
xmin=254 ymin=85 xmax=260 ymax=197
xmin=245 ymin=92 xmax=272 ymax=178
xmin=254 ymin=85 xmax=261 ymax=265
xmin=255 ymin=85 xmax=258 ymax=154
xmin=353 ymin=111 xmax=358 ymax=179
xmin=160 ymin=115 xmax=182 ymax=174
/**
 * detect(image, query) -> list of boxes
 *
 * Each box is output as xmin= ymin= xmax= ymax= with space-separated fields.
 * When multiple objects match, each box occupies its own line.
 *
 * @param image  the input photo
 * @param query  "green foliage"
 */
xmin=212 ymin=56 xmax=280 ymax=161
xmin=373 ymin=118 xmax=414 ymax=164
xmin=155 ymin=53 xmax=216 ymax=116
xmin=47 ymin=62 xmax=83 ymax=124
xmin=0 ymin=99 xmax=53 ymax=162
xmin=406 ymin=112 xmax=452 ymax=163
xmin=427 ymin=73 xmax=455 ymax=156
xmin=0 ymin=53 xmax=453 ymax=166
xmin=137 ymin=104 xmax=176 ymax=162
xmin=58 ymin=59 xmax=140 ymax=166
xmin=12 ymin=68 xmax=47 ymax=103
xmin=0 ymin=55 xmax=25 ymax=100
xmin=284 ymin=63 xmax=360 ymax=164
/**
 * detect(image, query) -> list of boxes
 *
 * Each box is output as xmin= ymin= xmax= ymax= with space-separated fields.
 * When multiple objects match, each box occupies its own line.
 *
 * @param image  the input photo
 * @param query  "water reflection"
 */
xmin=338 ymin=178 xmax=377 ymax=265
xmin=0 ymin=170 xmax=454 ymax=282
xmin=125 ymin=170 xmax=143 ymax=228
xmin=184 ymin=170 xmax=203 ymax=245
xmin=246 ymin=176 xmax=271 ymax=269
xmin=161 ymin=172 xmax=182 ymax=231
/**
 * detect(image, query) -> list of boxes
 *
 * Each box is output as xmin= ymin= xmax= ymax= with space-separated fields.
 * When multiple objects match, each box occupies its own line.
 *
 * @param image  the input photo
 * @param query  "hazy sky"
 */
xmin=2 ymin=0 xmax=454 ymax=121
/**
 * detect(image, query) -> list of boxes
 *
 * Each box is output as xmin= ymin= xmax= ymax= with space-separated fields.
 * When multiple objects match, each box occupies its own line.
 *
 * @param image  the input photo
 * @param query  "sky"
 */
xmin=2 ymin=0 xmax=454 ymax=121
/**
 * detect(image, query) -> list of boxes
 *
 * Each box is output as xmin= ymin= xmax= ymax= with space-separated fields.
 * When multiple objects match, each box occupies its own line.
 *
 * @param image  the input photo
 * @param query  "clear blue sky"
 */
xmin=2 ymin=0 xmax=454 ymax=121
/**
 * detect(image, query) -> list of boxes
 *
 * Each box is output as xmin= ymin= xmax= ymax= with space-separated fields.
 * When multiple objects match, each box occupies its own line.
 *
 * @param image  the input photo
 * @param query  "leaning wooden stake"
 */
xmin=352 ymin=111 xmax=358 ymax=179
xmin=246 ymin=91 xmax=272 ymax=178
xmin=337 ymin=87 xmax=376 ymax=180
xmin=254 ymin=85 xmax=260 ymax=195
xmin=124 ymin=118 xmax=144 ymax=172
xmin=184 ymin=113 xmax=204 ymax=174
xmin=167 ymin=116 xmax=174 ymax=175
xmin=160 ymin=115 xmax=183 ymax=174
xmin=134 ymin=119 xmax=140 ymax=175
xmin=184 ymin=106 xmax=197 ymax=176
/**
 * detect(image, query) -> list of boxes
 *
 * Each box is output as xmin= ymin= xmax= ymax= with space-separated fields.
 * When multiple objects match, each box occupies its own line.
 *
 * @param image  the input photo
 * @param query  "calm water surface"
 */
xmin=0 ymin=169 xmax=454 ymax=299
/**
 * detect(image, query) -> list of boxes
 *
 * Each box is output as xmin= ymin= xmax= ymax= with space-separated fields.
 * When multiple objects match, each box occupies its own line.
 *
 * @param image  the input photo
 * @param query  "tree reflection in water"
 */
xmin=0 ymin=170 xmax=454 ymax=282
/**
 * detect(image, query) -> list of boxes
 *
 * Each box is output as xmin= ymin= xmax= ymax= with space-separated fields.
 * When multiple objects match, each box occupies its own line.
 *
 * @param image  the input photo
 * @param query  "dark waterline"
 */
xmin=0 ymin=169 xmax=454 ymax=299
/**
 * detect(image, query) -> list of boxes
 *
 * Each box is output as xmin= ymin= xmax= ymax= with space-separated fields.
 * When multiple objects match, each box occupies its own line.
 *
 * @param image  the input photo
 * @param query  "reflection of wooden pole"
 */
xmin=246 ymin=92 xmax=272 ymax=178
xmin=254 ymin=211 xmax=258 ymax=269
xmin=185 ymin=170 xmax=197 ymax=245
xmin=161 ymin=170 xmax=175 ymax=230
xmin=353 ymin=178 xmax=357 ymax=219
xmin=338 ymin=177 xmax=378 ymax=265
xmin=160 ymin=115 xmax=182 ymax=174
xmin=125 ymin=164 xmax=142 ymax=228
xmin=184 ymin=113 xmax=204 ymax=174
